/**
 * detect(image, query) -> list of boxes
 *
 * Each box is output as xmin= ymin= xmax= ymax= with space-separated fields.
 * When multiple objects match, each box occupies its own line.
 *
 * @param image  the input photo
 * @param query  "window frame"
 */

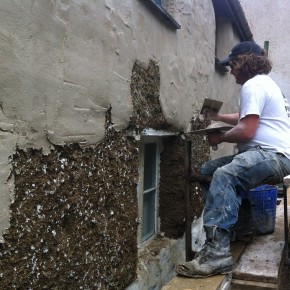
xmin=137 ymin=136 xmax=162 ymax=247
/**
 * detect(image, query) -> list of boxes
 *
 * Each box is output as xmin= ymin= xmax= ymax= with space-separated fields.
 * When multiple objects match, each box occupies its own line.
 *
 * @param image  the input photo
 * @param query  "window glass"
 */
xmin=144 ymin=143 xmax=157 ymax=190
xmin=142 ymin=189 xmax=156 ymax=241
xmin=140 ymin=140 xmax=160 ymax=243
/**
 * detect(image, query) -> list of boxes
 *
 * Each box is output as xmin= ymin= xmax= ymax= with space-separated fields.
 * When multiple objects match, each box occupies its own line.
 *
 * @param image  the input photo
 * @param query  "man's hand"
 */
xmin=205 ymin=110 xmax=240 ymax=126
xmin=207 ymin=114 xmax=259 ymax=145
xmin=207 ymin=131 xmax=223 ymax=146
xmin=204 ymin=109 xmax=219 ymax=121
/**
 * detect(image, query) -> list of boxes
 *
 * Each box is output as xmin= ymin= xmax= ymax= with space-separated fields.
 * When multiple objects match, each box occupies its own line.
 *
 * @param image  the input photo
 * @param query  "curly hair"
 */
xmin=230 ymin=52 xmax=272 ymax=78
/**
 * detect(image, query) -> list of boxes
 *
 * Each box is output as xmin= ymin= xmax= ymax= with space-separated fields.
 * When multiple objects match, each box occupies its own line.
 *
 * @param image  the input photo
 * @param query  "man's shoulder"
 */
xmin=244 ymin=75 xmax=275 ymax=89
xmin=248 ymin=74 xmax=270 ymax=83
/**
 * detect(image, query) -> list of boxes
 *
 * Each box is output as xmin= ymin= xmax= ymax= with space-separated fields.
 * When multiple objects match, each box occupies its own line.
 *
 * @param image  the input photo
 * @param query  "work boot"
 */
xmin=176 ymin=226 xmax=233 ymax=278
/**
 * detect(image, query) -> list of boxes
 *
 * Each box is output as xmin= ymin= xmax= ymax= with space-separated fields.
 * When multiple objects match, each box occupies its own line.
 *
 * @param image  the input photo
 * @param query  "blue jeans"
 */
xmin=200 ymin=147 xmax=290 ymax=231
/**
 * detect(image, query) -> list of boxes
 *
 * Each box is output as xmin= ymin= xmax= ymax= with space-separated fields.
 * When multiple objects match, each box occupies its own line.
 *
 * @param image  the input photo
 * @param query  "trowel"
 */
xmin=190 ymin=122 xmax=233 ymax=136
xmin=200 ymin=98 xmax=223 ymax=115
xmin=186 ymin=98 xmax=233 ymax=150
xmin=185 ymin=122 xmax=233 ymax=150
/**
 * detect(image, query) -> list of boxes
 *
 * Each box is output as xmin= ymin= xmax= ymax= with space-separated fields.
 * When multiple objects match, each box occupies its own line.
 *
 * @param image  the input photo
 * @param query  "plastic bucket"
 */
xmin=233 ymin=184 xmax=278 ymax=239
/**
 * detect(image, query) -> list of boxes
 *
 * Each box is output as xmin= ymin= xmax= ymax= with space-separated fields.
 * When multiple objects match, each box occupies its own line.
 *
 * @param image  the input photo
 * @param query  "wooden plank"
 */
xmin=232 ymin=199 xmax=285 ymax=284
xmin=162 ymin=274 xmax=230 ymax=290
xmin=231 ymin=278 xmax=277 ymax=289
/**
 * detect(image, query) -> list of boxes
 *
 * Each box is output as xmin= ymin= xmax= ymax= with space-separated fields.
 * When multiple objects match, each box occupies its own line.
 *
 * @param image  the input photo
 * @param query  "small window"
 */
xmin=138 ymin=138 xmax=161 ymax=244
xmin=264 ymin=41 xmax=269 ymax=57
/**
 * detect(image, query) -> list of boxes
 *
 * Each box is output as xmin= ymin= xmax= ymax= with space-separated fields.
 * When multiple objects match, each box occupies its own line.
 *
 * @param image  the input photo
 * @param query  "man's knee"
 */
xmin=200 ymin=161 xmax=213 ymax=176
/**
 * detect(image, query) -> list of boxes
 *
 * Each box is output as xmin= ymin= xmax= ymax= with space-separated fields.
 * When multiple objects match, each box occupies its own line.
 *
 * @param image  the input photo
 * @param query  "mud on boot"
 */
xmin=176 ymin=226 xmax=233 ymax=278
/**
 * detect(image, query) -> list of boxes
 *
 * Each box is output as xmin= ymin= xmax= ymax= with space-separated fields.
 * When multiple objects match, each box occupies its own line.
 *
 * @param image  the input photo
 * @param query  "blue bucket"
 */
xmin=236 ymin=184 xmax=278 ymax=236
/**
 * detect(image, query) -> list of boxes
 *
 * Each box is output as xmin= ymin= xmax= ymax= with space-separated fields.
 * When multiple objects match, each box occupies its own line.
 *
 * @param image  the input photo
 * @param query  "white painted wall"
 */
xmin=240 ymin=0 xmax=290 ymax=98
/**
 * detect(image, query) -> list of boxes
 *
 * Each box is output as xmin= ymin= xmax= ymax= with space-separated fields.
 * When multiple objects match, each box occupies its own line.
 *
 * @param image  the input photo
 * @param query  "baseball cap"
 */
xmin=219 ymin=41 xmax=263 ymax=66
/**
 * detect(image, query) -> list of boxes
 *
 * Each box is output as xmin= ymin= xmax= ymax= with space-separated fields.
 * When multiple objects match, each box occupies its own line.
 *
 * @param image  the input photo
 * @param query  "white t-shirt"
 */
xmin=238 ymin=74 xmax=290 ymax=159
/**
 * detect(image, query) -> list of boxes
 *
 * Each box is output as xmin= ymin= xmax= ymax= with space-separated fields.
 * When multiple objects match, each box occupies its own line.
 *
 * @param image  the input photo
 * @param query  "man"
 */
xmin=176 ymin=41 xmax=290 ymax=278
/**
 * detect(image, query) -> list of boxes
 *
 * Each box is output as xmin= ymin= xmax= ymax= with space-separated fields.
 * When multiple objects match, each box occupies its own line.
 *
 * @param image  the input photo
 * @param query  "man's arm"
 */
xmin=215 ymin=113 xmax=240 ymax=126
xmin=207 ymin=114 xmax=259 ymax=145
xmin=205 ymin=110 xmax=239 ymax=126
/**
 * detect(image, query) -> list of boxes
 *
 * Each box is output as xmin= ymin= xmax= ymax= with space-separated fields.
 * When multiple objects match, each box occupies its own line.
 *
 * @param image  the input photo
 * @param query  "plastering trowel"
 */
xmin=186 ymin=122 xmax=233 ymax=150
xmin=190 ymin=122 xmax=233 ymax=135
xmin=186 ymin=98 xmax=233 ymax=150
xmin=200 ymin=98 xmax=223 ymax=115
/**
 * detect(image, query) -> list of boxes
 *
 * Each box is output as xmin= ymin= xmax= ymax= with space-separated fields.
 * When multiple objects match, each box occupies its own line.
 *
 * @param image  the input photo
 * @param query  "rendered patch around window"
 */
xmin=143 ymin=0 xmax=181 ymax=29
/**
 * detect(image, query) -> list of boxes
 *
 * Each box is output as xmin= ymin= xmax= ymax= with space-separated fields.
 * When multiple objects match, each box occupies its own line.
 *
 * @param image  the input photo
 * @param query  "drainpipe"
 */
xmin=283 ymin=183 xmax=290 ymax=265
xmin=185 ymin=140 xmax=193 ymax=261
xmin=224 ymin=0 xmax=253 ymax=41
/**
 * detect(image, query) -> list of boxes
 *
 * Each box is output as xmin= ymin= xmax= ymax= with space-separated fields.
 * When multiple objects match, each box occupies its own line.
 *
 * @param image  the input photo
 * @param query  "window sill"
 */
xmin=144 ymin=0 xmax=181 ymax=30
xmin=215 ymin=57 xmax=229 ymax=74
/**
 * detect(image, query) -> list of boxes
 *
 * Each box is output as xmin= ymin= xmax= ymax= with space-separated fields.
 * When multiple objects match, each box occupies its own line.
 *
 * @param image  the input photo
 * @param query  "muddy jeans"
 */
xmin=200 ymin=146 xmax=290 ymax=231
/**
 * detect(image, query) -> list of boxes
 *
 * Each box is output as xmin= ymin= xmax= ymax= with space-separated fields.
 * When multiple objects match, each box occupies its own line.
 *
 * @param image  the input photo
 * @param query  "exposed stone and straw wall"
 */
xmin=1 ymin=136 xmax=138 ymax=289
